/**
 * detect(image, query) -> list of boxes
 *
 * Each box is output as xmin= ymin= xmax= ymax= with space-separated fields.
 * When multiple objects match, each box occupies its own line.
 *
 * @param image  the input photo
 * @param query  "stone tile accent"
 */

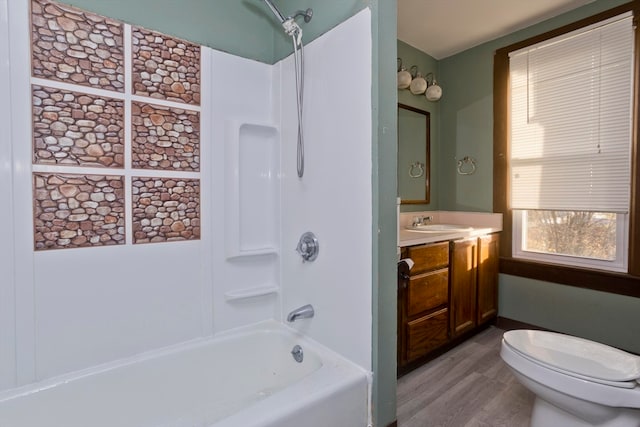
xmin=132 ymin=177 xmax=200 ymax=244
xmin=131 ymin=27 xmax=201 ymax=105
xmin=34 ymin=173 xmax=125 ymax=250
xmin=32 ymin=85 xmax=125 ymax=167
xmin=131 ymin=102 xmax=200 ymax=171
xmin=31 ymin=0 xmax=124 ymax=92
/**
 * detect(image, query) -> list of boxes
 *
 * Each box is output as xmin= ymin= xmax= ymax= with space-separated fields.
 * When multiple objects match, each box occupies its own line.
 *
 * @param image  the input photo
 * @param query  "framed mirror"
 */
xmin=398 ymin=103 xmax=430 ymax=204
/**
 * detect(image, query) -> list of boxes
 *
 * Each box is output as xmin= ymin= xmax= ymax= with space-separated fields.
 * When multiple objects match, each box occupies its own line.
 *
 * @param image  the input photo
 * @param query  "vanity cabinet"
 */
xmin=398 ymin=242 xmax=449 ymax=366
xmin=398 ymin=233 xmax=500 ymax=372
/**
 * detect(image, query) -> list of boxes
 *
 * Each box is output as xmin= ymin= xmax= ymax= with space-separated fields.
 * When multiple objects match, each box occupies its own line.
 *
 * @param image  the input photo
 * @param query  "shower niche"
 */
xmin=225 ymin=121 xmax=280 ymax=259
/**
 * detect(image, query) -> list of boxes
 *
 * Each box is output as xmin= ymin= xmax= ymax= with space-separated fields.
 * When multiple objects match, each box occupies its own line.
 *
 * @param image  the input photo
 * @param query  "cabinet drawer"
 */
xmin=406 ymin=307 xmax=448 ymax=362
xmin=407 ymin=268 xmax=448 ymax=317
xmin=406 ymin=242 xmax=449 ymax=274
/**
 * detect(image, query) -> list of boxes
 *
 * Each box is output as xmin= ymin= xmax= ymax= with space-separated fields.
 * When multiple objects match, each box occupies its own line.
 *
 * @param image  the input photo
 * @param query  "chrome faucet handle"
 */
xmin=296 ymin=232 xmax=319 ymax=262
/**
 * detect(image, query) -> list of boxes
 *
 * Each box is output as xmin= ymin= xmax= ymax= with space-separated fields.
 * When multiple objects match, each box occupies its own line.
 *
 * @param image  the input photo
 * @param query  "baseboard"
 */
xmin=385 ymin=421 xmax=398 ymax=427
xmin=496 ymin=316 xmax=547 ymax=331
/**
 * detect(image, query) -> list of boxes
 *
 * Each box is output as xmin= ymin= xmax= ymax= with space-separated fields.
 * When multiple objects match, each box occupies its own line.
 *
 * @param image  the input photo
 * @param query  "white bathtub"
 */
xmin=0 ymin=320 xmax=370 ymax=427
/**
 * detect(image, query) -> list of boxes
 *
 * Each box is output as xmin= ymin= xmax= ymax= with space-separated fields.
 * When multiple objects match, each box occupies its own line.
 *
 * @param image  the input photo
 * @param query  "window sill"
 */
xmin=499 ymin=258 xmax=640 ymax=298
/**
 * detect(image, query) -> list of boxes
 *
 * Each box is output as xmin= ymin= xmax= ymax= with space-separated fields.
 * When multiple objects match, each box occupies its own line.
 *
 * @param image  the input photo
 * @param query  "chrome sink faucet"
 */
xmin=412 ymin=215 xmax=433 ymax=227
xmin=287 ymin=304 xmax=314 ymax=322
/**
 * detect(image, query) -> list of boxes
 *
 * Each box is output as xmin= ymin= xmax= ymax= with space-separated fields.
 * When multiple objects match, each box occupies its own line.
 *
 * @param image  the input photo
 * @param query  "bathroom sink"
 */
xmin=406 ymin=224 xmax=473 ymax=233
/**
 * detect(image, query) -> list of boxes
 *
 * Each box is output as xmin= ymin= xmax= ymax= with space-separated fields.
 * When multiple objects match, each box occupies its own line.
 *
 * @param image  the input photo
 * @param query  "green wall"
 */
xmin=59 ymin=0 xmax=369 ymax=64
xmin=436 ymin=0 xmax=640 ymax=353
xmin=372 ymin=2 xmax=398 ymax=426
xmin=397 ymin=41 xmax=439 ymax=212
xmin=272 ymin=0 xmax=369 ymax=61
xmin=499 ymin=275 xmax=640 ymax=353
xmin=59 ymin=0 xmax=277 ymax=63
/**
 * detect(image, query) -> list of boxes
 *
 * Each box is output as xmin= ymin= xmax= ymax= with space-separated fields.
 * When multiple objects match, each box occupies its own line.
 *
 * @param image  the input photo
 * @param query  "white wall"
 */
xmin=0 ymin=0 xmax=373 ymax=392
xmin=279 ymin=10 xmax=373 ymax=370
xmin=210 ymin=50 xmax=281 ymax=333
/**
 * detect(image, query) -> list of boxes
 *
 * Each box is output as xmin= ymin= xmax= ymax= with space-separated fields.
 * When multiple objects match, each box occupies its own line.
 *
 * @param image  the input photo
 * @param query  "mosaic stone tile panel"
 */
xmin=31 ymin=0 xmax=124 ymax=92
xmin=132 ymin=177 xmax=200 ymax=244
xmin=131 ymin=102 xmax=200 ymax=171
xmin=34 ymin=173 xmax=125 ymax=250
xmin=32 ymin=85 xmax=125 ymax=167
xmin=132 ymin=27 xmax=201 ymax=105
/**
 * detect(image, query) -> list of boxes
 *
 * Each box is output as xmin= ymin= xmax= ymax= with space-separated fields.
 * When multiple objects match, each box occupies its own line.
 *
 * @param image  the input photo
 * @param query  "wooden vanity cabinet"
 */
xmin=398 ymin=233 xmax=500 ymax=372
xmin=398 ymin=242 xmax=449 ymax=367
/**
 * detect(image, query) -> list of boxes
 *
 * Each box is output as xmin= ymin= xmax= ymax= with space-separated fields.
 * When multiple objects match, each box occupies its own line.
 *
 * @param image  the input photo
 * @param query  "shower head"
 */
xmin=262 ymin=0 xmax=286 ymax=24
xmin=292 ymin=8 xmax=313 ymax=23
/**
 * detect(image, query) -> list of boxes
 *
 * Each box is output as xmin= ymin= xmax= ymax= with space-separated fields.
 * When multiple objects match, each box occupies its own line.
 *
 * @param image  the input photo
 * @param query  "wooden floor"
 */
xmin=397 ymin=326 xmax=535 ymax=427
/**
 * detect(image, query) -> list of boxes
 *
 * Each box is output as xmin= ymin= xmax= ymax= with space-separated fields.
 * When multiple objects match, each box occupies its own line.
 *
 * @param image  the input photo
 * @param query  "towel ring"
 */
xmin=409 ymin=161 xmax=424 ymax=178
xmin=457 ymin=156 xmax=476 ymax=175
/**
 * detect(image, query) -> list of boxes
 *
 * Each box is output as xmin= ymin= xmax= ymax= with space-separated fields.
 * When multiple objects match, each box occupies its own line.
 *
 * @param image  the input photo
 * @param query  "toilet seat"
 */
xmin=503 ymin=330 xmax=640 ymax=389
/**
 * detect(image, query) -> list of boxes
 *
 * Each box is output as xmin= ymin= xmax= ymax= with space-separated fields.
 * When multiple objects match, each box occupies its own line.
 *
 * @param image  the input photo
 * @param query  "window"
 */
xmin=508 ymin=12 xmax=634 ymax=273
xmin=493 ymin=0 xmax=640 ymax=297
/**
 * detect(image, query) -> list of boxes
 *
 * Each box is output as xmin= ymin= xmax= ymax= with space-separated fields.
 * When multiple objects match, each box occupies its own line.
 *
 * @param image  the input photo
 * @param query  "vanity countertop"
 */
xmin=398 ymin=211 xmax=503 ymax=247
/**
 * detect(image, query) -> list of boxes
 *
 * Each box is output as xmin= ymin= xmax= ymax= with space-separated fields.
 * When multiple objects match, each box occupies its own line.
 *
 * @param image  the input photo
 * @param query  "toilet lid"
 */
xmin=503 ymin=330 xmax=640 ymax=384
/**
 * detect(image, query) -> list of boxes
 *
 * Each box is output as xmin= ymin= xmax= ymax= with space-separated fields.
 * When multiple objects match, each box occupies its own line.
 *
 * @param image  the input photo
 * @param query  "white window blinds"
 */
xmin=509 ymin=13 xmax=634 ymax=212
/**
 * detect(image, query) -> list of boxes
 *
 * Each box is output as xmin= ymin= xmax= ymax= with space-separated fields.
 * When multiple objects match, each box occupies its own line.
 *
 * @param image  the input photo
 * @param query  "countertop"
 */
xmin=399 ymin=226 xmax=500 ymax=247
xmin=398 ymin=211 xmax=503 ymax=248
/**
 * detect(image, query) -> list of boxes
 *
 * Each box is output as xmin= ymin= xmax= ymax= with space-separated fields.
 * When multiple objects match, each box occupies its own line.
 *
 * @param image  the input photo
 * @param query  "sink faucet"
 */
xmin=287 ymin=304 xmax=314 ymax=322
xmin=412 ymin=215 xmax=433 ymax=227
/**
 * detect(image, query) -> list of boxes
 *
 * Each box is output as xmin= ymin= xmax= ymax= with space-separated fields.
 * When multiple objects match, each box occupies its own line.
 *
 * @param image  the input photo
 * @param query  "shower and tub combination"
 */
xmin=0 ymin=0 xmax=374 ymax=425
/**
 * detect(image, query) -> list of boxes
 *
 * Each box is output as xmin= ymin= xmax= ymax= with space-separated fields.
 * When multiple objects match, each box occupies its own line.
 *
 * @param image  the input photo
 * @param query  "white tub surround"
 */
xmin=0 ymin=321 xmax=368 ymax=427
xmin=399 ymin=211 xmax=503 ymax=247
xmin=2 ymin=4 xmax=373 ymax=426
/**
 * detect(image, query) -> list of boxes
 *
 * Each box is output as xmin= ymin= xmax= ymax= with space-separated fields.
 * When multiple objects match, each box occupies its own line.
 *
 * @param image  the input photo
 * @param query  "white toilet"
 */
xmin=500 ymin=329 xmax=640 ymax=427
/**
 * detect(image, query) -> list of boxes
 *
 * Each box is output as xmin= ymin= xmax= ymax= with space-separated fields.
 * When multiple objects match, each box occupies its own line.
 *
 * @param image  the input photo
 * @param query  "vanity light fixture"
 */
xmin=397 ymin=58 xmax=443 ymax=101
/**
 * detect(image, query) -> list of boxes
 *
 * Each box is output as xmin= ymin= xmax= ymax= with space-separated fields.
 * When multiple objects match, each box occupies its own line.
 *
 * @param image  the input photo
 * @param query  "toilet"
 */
xmin=500 ymin=329 xmax=640 ymax=427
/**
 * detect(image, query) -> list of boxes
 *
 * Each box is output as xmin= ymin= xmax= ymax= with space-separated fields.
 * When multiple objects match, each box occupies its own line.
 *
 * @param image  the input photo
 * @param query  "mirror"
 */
xmin=398 ymin=103 xmax=430 ymax=204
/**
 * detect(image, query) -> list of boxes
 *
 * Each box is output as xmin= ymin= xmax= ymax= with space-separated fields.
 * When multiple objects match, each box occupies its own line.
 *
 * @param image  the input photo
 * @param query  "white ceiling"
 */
xmin=398 ymin=0 xmax=596 ymax=59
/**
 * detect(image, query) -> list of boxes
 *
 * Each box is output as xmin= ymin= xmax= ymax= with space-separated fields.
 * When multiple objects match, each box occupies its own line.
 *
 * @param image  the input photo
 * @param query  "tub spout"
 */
xmin=287 ymin=304 xmax=314 ymax=322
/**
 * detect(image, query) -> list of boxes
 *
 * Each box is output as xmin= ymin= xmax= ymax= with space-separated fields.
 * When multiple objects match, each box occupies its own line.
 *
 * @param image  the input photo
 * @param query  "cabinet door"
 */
xmin=450 ymin=238 xmax=477 ymax=338
xmin=477 ymin=234 xmax=499 ymax=324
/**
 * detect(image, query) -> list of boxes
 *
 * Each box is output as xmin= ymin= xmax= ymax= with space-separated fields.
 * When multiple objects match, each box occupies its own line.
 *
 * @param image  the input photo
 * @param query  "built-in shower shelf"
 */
xmin=224 ymin=284 xmax=280 ymax=301
xmin=225 ymin=120 xmax=280 ymax=259
xmin=226 ymin=248 xmax=278 ymax=260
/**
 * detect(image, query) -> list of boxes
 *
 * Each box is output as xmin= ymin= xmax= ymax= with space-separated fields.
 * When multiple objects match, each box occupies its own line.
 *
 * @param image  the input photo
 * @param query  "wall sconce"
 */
xmin=425 ymin=72 xmax=442 ymax=102
xmin=397 ymin=58 xmax=443 ymax=101
xmin=397 ymin=58 xmax=412 ymax=89
xmin=409 ymin=68 xmax=427 ymax=95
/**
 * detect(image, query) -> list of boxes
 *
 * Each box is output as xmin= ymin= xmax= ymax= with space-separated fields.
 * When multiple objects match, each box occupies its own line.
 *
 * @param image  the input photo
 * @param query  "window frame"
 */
xmin=513 ymin=210 xmax=628 ymax=273
xmin=493 ymin=0 xmax=640 ymax=298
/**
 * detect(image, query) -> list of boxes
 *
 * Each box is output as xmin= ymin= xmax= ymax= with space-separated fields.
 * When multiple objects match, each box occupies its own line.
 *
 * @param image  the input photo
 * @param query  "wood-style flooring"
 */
xmin=397 ymin=326 xmax=535 ymax=427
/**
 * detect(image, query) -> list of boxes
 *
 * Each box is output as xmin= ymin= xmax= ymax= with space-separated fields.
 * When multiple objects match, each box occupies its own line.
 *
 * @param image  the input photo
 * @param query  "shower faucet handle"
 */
xmin=296 ymin=231 xmax=319 ymax=262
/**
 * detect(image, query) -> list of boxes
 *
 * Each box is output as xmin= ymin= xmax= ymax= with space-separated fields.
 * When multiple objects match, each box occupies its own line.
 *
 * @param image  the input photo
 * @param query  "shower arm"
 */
xmin=262 ymin=0 xmax=286 ymax=23
xmin=262 ymin=1 xmax=312 ymax=25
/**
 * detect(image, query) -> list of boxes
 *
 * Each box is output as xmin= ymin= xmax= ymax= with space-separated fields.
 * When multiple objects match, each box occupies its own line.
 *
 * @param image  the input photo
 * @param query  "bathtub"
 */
xmin=0 ymin=320 xmax=370 ymax=427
